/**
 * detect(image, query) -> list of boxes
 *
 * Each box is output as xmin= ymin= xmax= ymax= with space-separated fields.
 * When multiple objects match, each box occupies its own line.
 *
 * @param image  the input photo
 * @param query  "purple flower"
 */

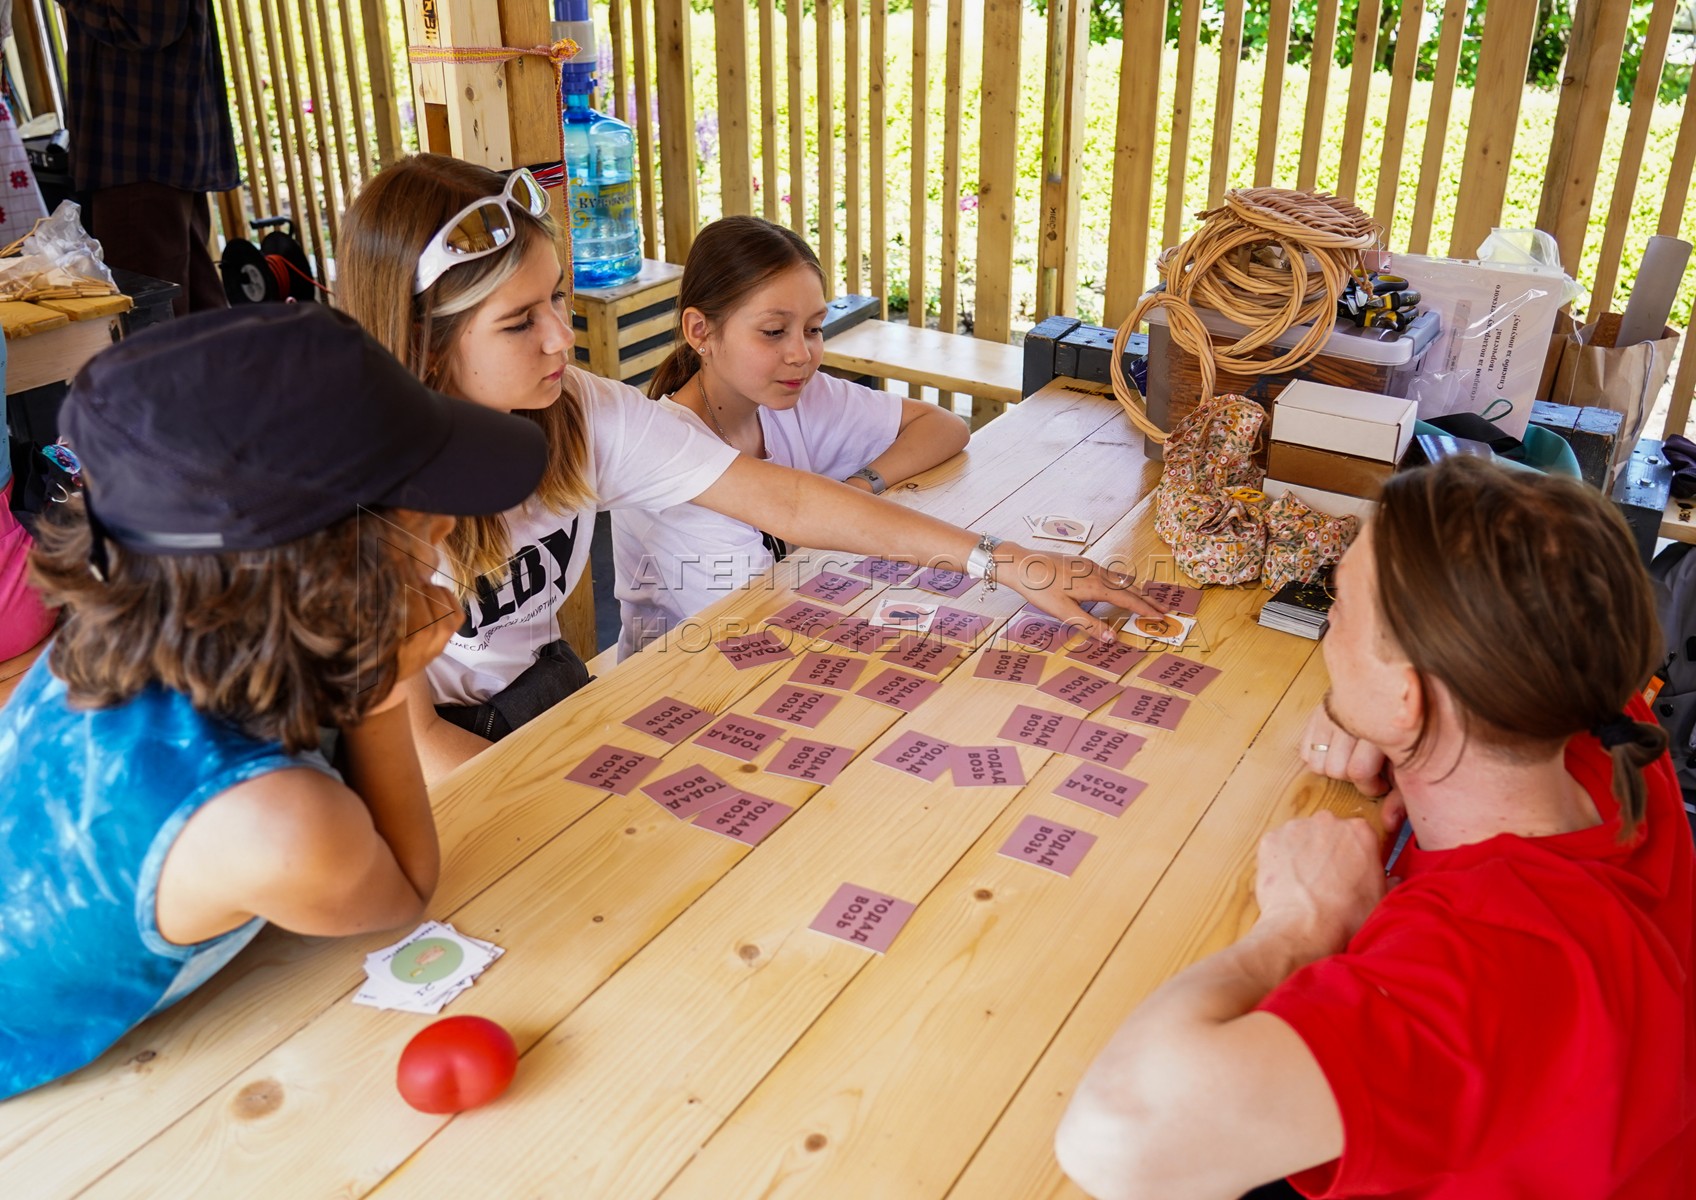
xmin=695 ymin=110 xmax=719 ymax=162
xmin=960 ymin=194 xmax=979 ymax=212
xmin=597 ymin=36 xmax=613 ymax=81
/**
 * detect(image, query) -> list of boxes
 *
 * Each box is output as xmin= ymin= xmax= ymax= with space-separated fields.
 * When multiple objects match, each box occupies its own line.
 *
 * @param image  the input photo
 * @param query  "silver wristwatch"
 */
xmin=965 ymin=533 xmax=1003 ymax=589
xmin=848 ymin=466 xmax=888 ymax=495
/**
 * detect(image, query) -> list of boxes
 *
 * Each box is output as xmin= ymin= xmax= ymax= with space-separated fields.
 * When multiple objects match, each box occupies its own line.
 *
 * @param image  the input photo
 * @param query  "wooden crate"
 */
xmin=571 ymin=259 xmax=684 ymax=391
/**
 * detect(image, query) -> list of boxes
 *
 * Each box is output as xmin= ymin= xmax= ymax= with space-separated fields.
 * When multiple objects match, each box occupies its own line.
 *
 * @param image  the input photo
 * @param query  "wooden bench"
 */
xmin=821 ymin=317 xmax=1023 ymax=428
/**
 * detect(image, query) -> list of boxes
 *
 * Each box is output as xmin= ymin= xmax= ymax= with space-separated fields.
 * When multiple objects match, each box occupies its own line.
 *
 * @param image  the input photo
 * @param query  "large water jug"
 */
xmin=557 ymin=0 xmax=641 ymax=288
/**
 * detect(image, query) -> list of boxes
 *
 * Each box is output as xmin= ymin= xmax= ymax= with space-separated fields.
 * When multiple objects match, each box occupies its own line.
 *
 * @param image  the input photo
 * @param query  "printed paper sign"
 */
xmin=1065 ymin=638 xmax=1145 ymax=678
xmin=790 ymin=652 xmax=867 ymax=692
xmin=910 ymin=566 xmax=976 ymax=598
xmin=1038 ymin=666 xmax=1124 ymax=711
xmin=765 ymin=738 xmax=855 ymax=785
xmin=857 ymin=667 xmax=941 ymax=712
xmin=998 ymin=704 xmax=1083 ymax=750
xmin=755 ymin=685 xmax=840 ymax=728
xmin=563 ymin=745 xmax=659 ymax=795
xmin=1128 ymin=612 xmax=1197 ymax=647
xmin=872 ymin=730 xmax=956 ymax=780
xmin=796 ymin=570 xmax=871 ymax=606
xmin=623 ymin=697 xmax=714 ymax=745
xmin=695 ymin=714 xmax=786 ymax=761
xmin=884 ymin=634 xmax=962 ymax=677
xmin=808 ymin=883 xmax=918 ymax=953
xmin=1138 ymin=653 xmax=1222 ymax=696
xmin=930 ymin=606 xmax=993 ymax=644
xmin=1053 ymin=764 xmax=1148 ymax=817
xmin=641 ymin=765 xmax=739 ymax=818
xmin=1064 ymin=720 xmax=1146 ymax=770
xmin=694 ymin=792 xmax=794 ymax=846
xmin=765 ymin=601 xmax=840 ymax=638
xmin=717 ymin=630 xmax=794 ymax=669
xmin=847 ymin=556 xmax=917 ymax=585
xmin=1138 ymin=581 xmax=1203 ymax=616
xmin=1004 ymin=610 xmax=1071 ymax=653
xmin=952 ymin=744 xmax=1027 ymax=787
xmin=1109 ymin=686 xmax=1192 ymax=731
xmin=973 ymin=649 xmax=1047 ymax=685
xmin=998 ymin=815 xmax=1098 ymax=877
xmin=820 ymin=617 xmax=884 ymax=654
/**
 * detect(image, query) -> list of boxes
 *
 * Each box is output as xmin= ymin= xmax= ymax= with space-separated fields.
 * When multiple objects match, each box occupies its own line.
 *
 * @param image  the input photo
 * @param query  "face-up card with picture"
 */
xmin=1128 ymin=611 xmax=1197 ymax=647
xmin=808 ymin=883 xmax=918 ymax=954
xmin=1053 ymin=764 xmax=1148 ymax=818
xmin=795 ymin=570 xmax=871 ymax=606
xmin=765 ymin=601 xmax=839 ymax=638
xmin=564 ymin=744 xmax=660 ymax=795
xmin=790 ymin=652 xmax=867 ymax=692
xmin=754 ymin=685 xmax=840 ymax=729
xmin=872 ymin=729 xmax=956 ymax=781
xmin=695 ymin=714 xmax=786 ymax=761
xmin=693 ymin=791 xmax=794 ymax=847
xmin=847 ymin=556 xmax=917 ymax=585
xmin=1024 ymin=513 xmax=1092 ymax=543
xmin=952 ymin=744 xmax=1027 ymax=787
xmin=820 ymin=616 xmax=884 ymax=654
xmin=998 ymin=704 xmax=1082 ymax=751
xmin=1138 ymin=653 xmax=1222 ymax=696
xmin=354 ymin=921 xmax=505 ymax=1014
xmin=623 ymin=697 xmax=715 ymax=745
xmin=868 ymin=597 xmax=938 ymax=632
xmin=1109 ymin=686 xmax=1192 ymax=731
xmin=930 ymin=605 xmax=993 ymax=645
xmin=1004 ymin=610 xmax=1071 ymax=653
xmin=641 ymin=765 xmax=739 ymax=819
xmin=718 ymin=629 xmax=794 ymax=670
xmin=857 ymin=667 xmax=941 ymax=713
xmin=1038 ymin=666 xmax=1124 ymax=712
xmin=973 ymin=648 xmax=1046 ymax=685
xmin=998 ymin=815 xmax=1098 ymax=877
xmin=766 ymin=737 xmax=855 ymax=785
xmin=1064 ymin=637 xmax=1145 ymax=678
xmin=1138 ymin=580 xmax=1203 ymax=616
xmin=910 ymin=566 xmax=976 ymax=598
xmin=884 ymin=634 xmax=963 ymax=677
xmin=1064 ymin=720 xmax=1146 ymax=770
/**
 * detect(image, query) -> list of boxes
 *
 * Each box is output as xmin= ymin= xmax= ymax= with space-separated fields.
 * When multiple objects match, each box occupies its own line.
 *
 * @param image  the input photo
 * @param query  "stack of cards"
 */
xmin=353 ymin=921 xmax=504 ymax=1014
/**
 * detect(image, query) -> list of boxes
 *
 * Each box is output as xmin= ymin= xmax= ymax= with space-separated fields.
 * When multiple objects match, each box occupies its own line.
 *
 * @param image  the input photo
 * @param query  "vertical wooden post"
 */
xmin=312 ymin=0 xmax=356 ymax=209
xmin=1296 ymin=0 xmax=1339 ymax=191
xmin=433 ymin=0 xmax=514 ymax=169
xmin=908 ymin=0 xmax=928 ymax=329
xmin=716 ymin=0 xmax=753 ymax=216
xmin=1407 ymin=0 xmax=1464 ymax=253
xmin=1036 ymin=0 xmax=1085 ymax=319
xmin=1335 ymin=0 xmax=1379 ymax=203
xmin=973 ymin=0 xmax=1021 ymax=369
xmin=630 ymin=0 xmax=659 ymax=259
xmin=1104 ymin=0 xmax=1164 ymax=327
xmin=1206 ymin=0 xmax=1244 ymax=207
xmin=265 ymin=0 xmax=325 ymax=275
xmin=816 ymin=0 xmax=836 ymax=295
xmin=339 ymin=0 xmax=374 ymax=179
xmin=939 ymin=0 xmax=963 ymax=334
xmin=1254 ymin=0 xmax=1293 ymax=188
xmin=845 ymin=0 xmax=862 ymax=295
xmin=216 ymin=0 xmax=273 ymax=217
xmin=360 ymin=0 xmax=403 ymax=168
xmin=1164 ymin=0 xmax=1201 ymax=248
xmin=869 ymin=0 xmax=887 ymax=317
xmin=496 ymin=0 xmax=567 ymax=251
xmin=608 ymin=0 xmax=628 ymax=121
xmin=760 ymin=0 xmax=779 ymax=223
xmin=654 ymin=0 xmax=698 ymax=261
xmin=1449 ymin=0 xmax=1537 ymax=258
xmin=1057 ymin=0 xmax=1087 ymax=314
xmin=296 ymin=0 xmax=341 ymax=248
xmin=1658 ymin=80 xmax=1696 ymax=238
xmin=787 ymin=0 xmax=806 ymax=235
xmin=1372 ymin=0 xmax=1423 ymax=231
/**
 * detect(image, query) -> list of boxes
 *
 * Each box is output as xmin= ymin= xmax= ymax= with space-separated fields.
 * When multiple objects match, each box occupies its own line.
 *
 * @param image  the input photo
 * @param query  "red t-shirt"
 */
xmin=1260 ymin=703 xmax=1696 ymax=1199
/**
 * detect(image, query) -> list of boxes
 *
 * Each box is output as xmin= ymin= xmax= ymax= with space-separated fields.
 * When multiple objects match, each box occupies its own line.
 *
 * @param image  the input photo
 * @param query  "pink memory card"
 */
xmin=695 ymin=714 xmax=786 ymax=761
xmin=847 ymin=556 xmax=917 ymax=585
xmin=795 ymin=570 xmax=871 ymax=606
xmin=1138 ymin=653 xmax=1222 ymax=696
xmin=808 ymin=883 xmax=919 ymax=954
xmin=1064 ymin=637 xmax=1146 ymax=678
xmin=998 ymin=815 xmax=1098 ymax=877
xmin=952 ymin=744 xmax=1027 ymax=787
xmin=1038 ymin=666 xmax=1125 ymax=711
xmin=1109 ymin=686 xmax=1192 ymax=731
xmin=1053 ymin=763 xmax=1148 ymax=818
xmin=622 ymin=697 xmax=715 ymax=745
xmin=974 ymin=648 xmax=1047 ymax=685
xmin=884 ymin=634 xmax=963 ymax=677
xmin=1064 ymin=720 xmax=1146 ymax=770
xmin=790 ymin=652 xmax=867 ymax=692
xmin=640 ymin=764 xmax=738 ymax=818
xmin=930 ymin=606 xmax=993 ymax=644
xmin=754 ymin=685 xmax=840 ymax=729
xmin=998 ymin=704 xmax=1083 ymax=751
xmin=1004 ymin=610 xmax=1071 ymax=653
xmin=820 ymin=617 xmax=884 ymax=654
xmin=765 ymin=738 xmax=855 ymax=785
xmin=718 ymin=630 xmax=794 ymax=670
xmin=693 ymin=791 xmax=794 ymax=847
xmin=910 ymin=566 xmax=976 ymax=598
xmin=872 ymin=730 xmax=956 ymax=781
xmin=563 ymin=744 xmax=660 ymax=795
xmin=1139 ymin=580 xmax=1203 ymax=616
xmin=857 ymin=667 xmax=941 ymax=713
xmin=765 ymin=601 xmax=840 ymax=638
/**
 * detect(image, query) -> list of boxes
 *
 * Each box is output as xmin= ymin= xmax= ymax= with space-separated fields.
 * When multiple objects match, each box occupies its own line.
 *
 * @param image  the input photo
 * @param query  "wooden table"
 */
xmin=0 ymin=378 xmax=1374 ymax=1198
xmin=1 ymin=293 xmax=129 ymax=394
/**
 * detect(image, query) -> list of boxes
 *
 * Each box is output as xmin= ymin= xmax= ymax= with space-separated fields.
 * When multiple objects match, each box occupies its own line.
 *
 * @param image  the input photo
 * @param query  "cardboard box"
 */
xmin=1269 ymin=381 xmax=1417 ymax=463
xmin=1265 ymin=479 xmax=1379 ymax=523
xmin=1267 ymin=441 xmax=1395 ymax=500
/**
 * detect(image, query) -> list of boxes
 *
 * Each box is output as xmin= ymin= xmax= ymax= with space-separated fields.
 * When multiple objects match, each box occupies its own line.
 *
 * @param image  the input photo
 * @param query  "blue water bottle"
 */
xmin=555 ymin=0 xmax=641 ymax=288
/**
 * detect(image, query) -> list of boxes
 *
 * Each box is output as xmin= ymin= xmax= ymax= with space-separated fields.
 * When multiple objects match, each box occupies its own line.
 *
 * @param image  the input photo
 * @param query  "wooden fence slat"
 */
xmin=1667 ymin=334 xmax=1696 ymax=442
xmin=1407 ymin=0 xmax=1466 ymax=254
xmin=1037 ymin=0 xmax=1087 ymax=318
xmin=337 ymin=0 xmax=372 ymax=180
xmin=1103 ymin=0 xmax=1164 ymax=326
xmin=787 ymin=0 xmax=806 ymax=236
xmin=974 ymin=0 xmax=1022 ymax=352
xmin=940 ymin=0 xmax=964 ymax=334
xmin=1657 ymin=67 xmax=1696 ymax=239
xmin=312 ymin=0 xmax=356 ymax=212
xmin=497 ymin=0 xmax=558 ymax=169
xmin=1058 ymin=0 xmax=1088 ymax=313
xmin=238 ymin=0 xmax=280 ymax=214
xmin=1297 ymin=0 xmax=1340 ymax=191
xmin=845 ymin=0 xmax=862 ymax=295
xmin=295 ymin=0 xmax=341 ymax=250
xmin=817 ymin=0 xmax=836 ymax=295
xmin=262 ymin=0 xmax=324 ymax=276
xmin=214 ymin=0 xmax=266 ymax=224
xmin=654 ymin=0 xmax=699 ymax=261
xmin=908 ymin=0 xmax=928 ymax=329
xmin=1254 ymin=0 xmax=1294 ymax=188
xmin=1336 ymin=0 xmax=1380 ymax=202
xmin=1372 ymin=0 xmax=1423 ymax=230
xmin=1207 ymin=0 xmax=1246 ymax=207
xmin=1534 ymin=0 xmax=1632 ymax=276
xmin=435 ymin=0 xmax=514 ymax=169
xmin=608 ymin=0 xmax=628 ymax=122
xmin=1448 ymin=0 xmax=1538 ymax=258
xmin=359 ymin=0 xmax=402 ymax=168
xmin=1164 ymin=0 xmax=1202 ymax=247
xmin=716 ymin=0 xmax=754 ymax=216
xmin=759 ymin=0 xmax=780 ymax=224
xmin=630 ymin=0 xmax=659 ymax=259
xmin=870 ymin=0 xmax=887 ymax=316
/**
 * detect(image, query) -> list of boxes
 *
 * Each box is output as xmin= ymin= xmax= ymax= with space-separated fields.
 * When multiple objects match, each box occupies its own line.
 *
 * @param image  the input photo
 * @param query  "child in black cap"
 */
xmin=0 ymin=304 xmax=547 ymax=1099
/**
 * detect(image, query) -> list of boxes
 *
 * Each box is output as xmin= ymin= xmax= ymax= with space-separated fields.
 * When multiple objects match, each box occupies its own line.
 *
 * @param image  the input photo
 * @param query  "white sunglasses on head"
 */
xmin=413 ymin=168 xmax=551 ymax=295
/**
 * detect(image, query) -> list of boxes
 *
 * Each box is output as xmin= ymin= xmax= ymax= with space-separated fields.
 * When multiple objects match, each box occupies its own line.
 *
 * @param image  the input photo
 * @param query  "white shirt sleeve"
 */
xmin=574 ymin=366 xmax=740 ymax=510
xmin=759 ymin=372 xmax=905 ymax=480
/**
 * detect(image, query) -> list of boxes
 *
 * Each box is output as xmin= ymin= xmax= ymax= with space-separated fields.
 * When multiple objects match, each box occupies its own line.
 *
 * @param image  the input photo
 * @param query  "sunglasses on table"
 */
xmin=413 ymin=168 xmax=551 ymax=295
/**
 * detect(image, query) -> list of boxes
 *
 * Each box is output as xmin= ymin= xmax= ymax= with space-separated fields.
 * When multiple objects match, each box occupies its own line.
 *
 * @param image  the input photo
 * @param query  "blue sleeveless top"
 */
xmin=0 ymin=657 xmax=331 ymax=1099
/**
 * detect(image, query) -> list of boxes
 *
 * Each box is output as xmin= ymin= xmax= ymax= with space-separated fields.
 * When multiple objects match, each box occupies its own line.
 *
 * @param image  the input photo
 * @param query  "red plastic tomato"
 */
xmin=395 ymin=1015 xmax=518 ymax=1114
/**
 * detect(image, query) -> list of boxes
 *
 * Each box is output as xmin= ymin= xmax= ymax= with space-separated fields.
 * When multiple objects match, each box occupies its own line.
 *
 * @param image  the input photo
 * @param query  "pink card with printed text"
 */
xmin=765 ymin=738 xmax=855 ymax=785
xmin=952 ymin=744 xmax=1027 ymax=787
xmin=872 ymin=730 xmax=956 ymax=780
xmin=796 ymin=570 xmax=871 ymax=606
xmin=695 ymin=714 xmax=786 ymax=761
xmin=998 ymin=704 xmax=1082 ymax=750
xmin=765 ymin=601 xmax=840 ymax=638
xmin=641 ymin=764 xmax=738 ymax=818
xmin=1053 ymin=764 xmax=1148 ymax=817
xmin=1064 ymin=638 xmax=1146 ymax=678
xmin=857 ymin=667 xmax=941 ymax=712
xmin=1109 ymin=686 xmax=1192 ymax=731
xmin=884 ymin=634 xmax=963 ymax=677
xmin=847 ymin=557 xmax=917 ymax=584
xmin=755 ymin=685 xmax=840 ymax=728
xmin=1139 ymin=580 xmax=1203 ymax=616
xmin=790 ymin=652 xmax=867 ymax=692
xmin=973 ymin=649 xmax=1047 ymax=685
xmin=998 ymin=815 xmax=1098 ymax=877
xmin=563 ymin=745 xmax=659 ymax=795
xmin=1038 ymin=666 xmax=1124 ymax=711
xmin=1064 ymin=720 xmax=1146 ymax=770
xmin=623 ymin=697 xmax=715 ymax=745
xmin=808 ymin=883 xmax=918 ymax=953
xmin=910 ymin=566 xmax=976 ymax=598
xmin=930 ymin=606 xmax=993 ymax=644
xmin=693 ymin=792 xmax=794 ymax=846
xmin=1004 ymin=610 xmax=1071 ymax=653
xmin=1138 ymin=653 xmax=1222 ymax=696
xmin=717 ymin=630 xmax=794 ymax=670
xmin=820 ymin=617 xmax=885 ymax=654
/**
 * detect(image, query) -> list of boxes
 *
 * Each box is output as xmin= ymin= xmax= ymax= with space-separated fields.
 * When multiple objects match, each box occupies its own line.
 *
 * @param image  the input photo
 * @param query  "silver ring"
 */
xmin=1309 ymin=743 xmax=1330 ymax=753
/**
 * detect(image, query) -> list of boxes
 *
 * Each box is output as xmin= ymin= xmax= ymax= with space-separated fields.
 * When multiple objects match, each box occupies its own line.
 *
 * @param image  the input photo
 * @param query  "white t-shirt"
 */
xmin=612 ymin=371 xmax=903 ymax=659
xmin=427 ymin=366 xmax=739 ymax=707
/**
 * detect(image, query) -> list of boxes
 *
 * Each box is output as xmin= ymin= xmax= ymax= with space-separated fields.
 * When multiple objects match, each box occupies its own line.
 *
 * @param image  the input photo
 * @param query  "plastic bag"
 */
xmin=0 ymin=200 xmax=117 ymax=300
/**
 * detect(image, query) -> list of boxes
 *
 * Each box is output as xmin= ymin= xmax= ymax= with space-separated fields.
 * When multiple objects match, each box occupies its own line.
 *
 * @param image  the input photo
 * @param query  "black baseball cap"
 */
xmin=61 ymin=304 xmax=548 ymax=554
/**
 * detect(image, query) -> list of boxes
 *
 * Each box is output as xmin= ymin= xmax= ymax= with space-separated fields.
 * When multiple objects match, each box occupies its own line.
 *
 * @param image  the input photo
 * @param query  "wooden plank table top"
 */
xmin=821 ymin=318 xmax=1025 ymax=405
xmin=1 ymin=378 xmax=1377 ymax=1199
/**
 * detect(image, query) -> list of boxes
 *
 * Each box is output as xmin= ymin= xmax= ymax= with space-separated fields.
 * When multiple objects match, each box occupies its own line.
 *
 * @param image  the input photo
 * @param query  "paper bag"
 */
xmin=1539 ymin=311 xmax=1680 ymax=483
